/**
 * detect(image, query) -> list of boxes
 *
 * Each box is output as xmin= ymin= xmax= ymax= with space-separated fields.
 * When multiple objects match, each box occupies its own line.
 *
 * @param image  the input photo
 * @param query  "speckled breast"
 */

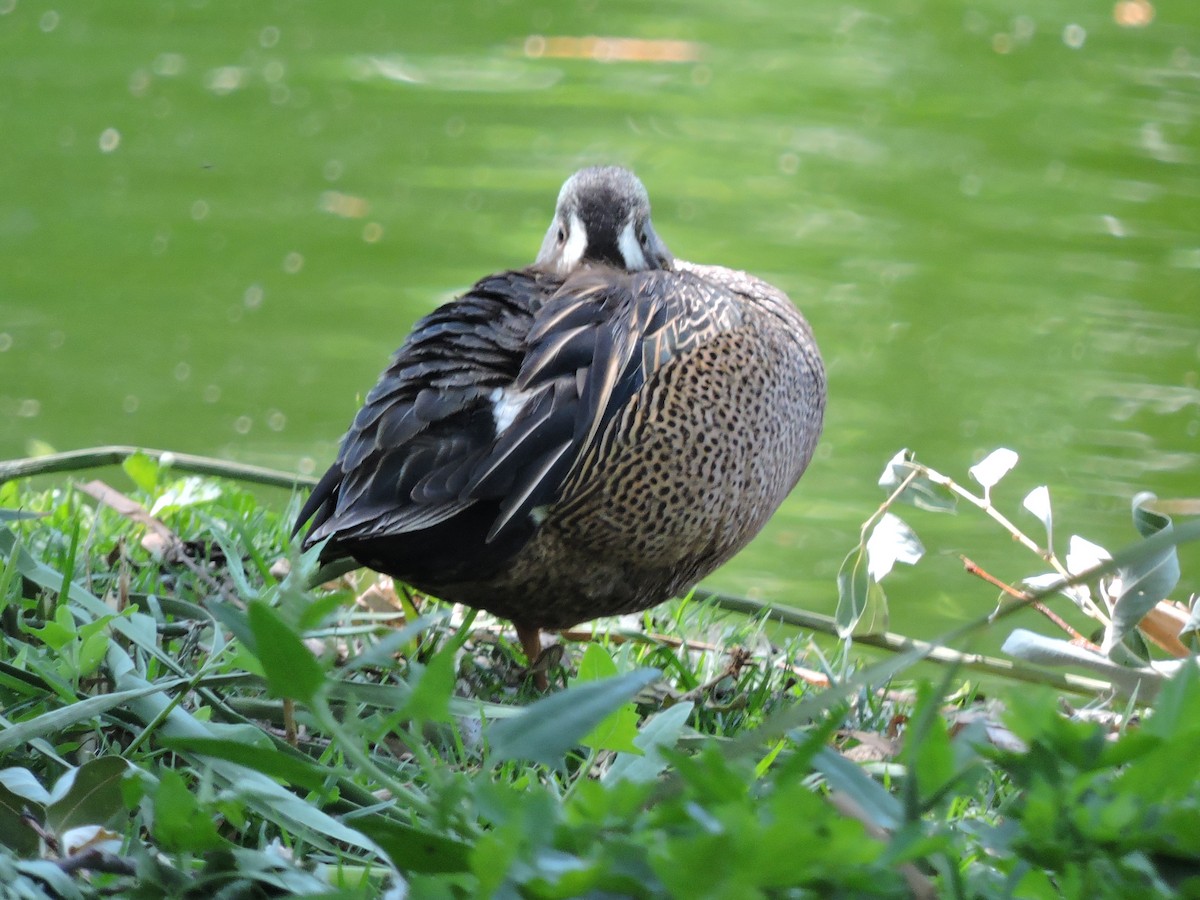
xmin=465 ymin=265 xmax=826 ymax=629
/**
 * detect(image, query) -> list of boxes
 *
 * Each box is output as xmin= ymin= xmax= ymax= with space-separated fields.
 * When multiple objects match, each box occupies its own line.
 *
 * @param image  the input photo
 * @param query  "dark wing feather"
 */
xmin=296 ymin=264 xmax=743 ymax=581
xmin=296 ymin=271 xmax=544 ymax=549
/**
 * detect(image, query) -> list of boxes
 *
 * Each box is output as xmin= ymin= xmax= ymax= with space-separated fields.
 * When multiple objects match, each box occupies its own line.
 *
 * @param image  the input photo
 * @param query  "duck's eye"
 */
xmin=556 ymin=227 xmax=566 ymax=245
xmin=639 ymin=230 xmax=649 ymax=247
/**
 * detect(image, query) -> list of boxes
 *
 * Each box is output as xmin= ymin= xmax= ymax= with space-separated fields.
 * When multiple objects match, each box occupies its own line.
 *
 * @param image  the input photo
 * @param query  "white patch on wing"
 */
xmin=559 ymin=211 xmax=588 ymax=272
xmin=489 ymin=386 xmax=533 ymax=433
xmin=617 ymin=221 xmax=648 ymax=270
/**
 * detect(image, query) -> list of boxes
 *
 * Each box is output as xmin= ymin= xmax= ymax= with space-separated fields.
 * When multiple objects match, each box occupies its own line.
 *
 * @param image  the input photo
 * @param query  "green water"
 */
xmin=2 ymin=0 xmax=1197 ymax=638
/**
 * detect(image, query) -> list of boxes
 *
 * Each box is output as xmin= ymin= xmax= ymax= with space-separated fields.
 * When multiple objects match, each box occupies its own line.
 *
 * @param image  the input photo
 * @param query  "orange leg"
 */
xmin=516 ymin=623 xmax=548 ymax=690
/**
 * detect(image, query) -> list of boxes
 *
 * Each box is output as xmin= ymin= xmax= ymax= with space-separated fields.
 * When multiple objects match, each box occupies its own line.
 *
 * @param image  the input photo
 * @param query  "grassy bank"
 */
xmin=2 ymin=452 xmax=1199 ymax=898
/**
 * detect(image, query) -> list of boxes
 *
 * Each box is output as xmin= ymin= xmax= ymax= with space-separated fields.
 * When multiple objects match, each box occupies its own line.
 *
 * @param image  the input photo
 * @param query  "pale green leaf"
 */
xmin=576 ymin=644 xmax=640 ymax=754
xmin=878 ymin=449 xmax=957 ymax=512
xmin=121 ymin=451 xmax=159 ymax=493
xmin=1107 ymin=492 xmax=1180 ymax=654
xmin=605 ymin=701 xmax=695 ymax=784
xmin=246 ymin=601 xmax=325 ymax=702
xmin=489 ymin=669 xmax=659 ymax=765
xmin=45 ymin=757 xmax=132 ymax=835
xmin=399 ymin=644 xmax=456 ymax=724
xmin=836 ymin=545 xmax=889 ymax=637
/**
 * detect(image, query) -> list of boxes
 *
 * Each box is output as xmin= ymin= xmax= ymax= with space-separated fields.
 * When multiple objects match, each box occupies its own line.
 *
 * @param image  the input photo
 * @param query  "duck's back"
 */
xmin=300 ymin=261 xmax=824 ymax=630
xmin=451 ymin=261 xmax=825 ymax=628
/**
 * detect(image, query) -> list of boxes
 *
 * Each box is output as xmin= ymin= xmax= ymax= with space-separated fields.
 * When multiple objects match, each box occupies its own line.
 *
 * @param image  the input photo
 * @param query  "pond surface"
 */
xmin=2 ymin=0 xmax=1197 ymax=641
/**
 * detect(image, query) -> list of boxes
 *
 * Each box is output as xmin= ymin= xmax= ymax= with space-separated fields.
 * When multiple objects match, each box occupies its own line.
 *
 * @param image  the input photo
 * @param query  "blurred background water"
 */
xmin=1 ymin=0 xmax=1197 ymax=641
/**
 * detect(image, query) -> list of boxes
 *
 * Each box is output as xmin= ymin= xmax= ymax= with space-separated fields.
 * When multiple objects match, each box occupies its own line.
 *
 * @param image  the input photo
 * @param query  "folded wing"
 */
xmin=296 ymin=266 xmax=741 ymax=573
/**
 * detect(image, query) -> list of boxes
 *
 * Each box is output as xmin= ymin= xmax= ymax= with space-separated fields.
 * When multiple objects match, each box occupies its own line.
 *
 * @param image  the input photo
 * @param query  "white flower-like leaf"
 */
xmin=876 ymin=449 xmax=957 ymax=512
xmin=877 ymin=449 xmax=913 ymax=490
xmin=1022 ymin=485 xmax=1052 ymax=535
xmin=61 ymin=824 xmax=123 ymax=856
xmin=1022 ymin=573 xmax=1064 ymax=591
xmin=1066 ymin=535 xmax=1111 ymax=576
xmin=150 ymin=476 xmax=221 ymax=516
xmin=1023 ymin=572 xmax=1091 ymax=609
xmin=865 ymin=513 xmax=925 ymax=582
xmin=968 ymin=448 xmax=1019 ymax=491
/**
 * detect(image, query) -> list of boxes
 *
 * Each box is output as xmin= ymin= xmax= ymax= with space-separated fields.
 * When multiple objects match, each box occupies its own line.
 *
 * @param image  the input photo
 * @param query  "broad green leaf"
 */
xmin=835 ymin=545 xmax=888 ymax=637
xmin=152 ymin=770 xmax=225 ymax=852
xmin=1143 ymin=658 xmax=1200 ymax=741
xmin=968 ymin=448 xmax=1018 ymax=493
xmin=352 ymin=816 xmax=472 ymax=874
xmin=813 ymin=746 xmax=903 ymax=831
xmin=121 ymin=450 xmax=159 ymax=493
xmin=76 ymin=619 xmax=112 ymax=677
xmin=877 ymin=449 xmax=956 ymax=512
xmin=748 ymin=782 xmax=882 ymax=886
xmin=1110 ymin=671 xmax=1200 ymax=803
xmin=605 ymin=701 xmax=694 ymax=784
xmin=296 ymin=588 xmax=352 ymax=631
xmin=0 ymin=779 xmax=43 ymax=856
xmin=399 ymin=644 xmax=456 ymax=724
xmin=246 ymin=601 xmax=325 ymax=703
xmin=1107 ymin=492 xmax=1180 ymax=654
xmin=45 ymin=757 xmax=131 ymax=836
xmin=470 ymin=818 xmax=525 ymax=894
xmin=904 ymin=683 xmax=955 ymax=806
xmin=25 ymin=605 xmax=77 ymax=651
xmin=208 ymin=599 xmax=256 ymax=652
xmin=0 ymin=769 xmax=51 ymax=806
xmin=489 ymin=669 xmax=660 ymax=765
xmin=576 ymin=644 xmax=640 ymax=754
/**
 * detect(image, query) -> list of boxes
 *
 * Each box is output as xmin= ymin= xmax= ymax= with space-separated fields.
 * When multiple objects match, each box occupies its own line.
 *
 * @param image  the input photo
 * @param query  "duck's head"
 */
xmin=535 ymin=166 xmax=674 ymax=275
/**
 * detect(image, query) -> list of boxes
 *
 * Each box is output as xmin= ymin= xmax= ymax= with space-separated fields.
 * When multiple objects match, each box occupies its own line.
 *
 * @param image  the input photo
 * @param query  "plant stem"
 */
xmin=961 ymin=556 xmax=1097 ymax=649
xmin=0 ymin=445 xmax=317 ymax=489
xmin=907 ymin=461 xmax=1110 ymax=624
xmin=694 ymin=590 xmax=1112 ymax=697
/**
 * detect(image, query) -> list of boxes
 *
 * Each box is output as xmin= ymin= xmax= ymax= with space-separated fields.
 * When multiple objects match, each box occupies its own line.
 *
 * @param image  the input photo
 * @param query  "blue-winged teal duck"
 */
xmin=296 ymin=166 xmax=826 ymax=669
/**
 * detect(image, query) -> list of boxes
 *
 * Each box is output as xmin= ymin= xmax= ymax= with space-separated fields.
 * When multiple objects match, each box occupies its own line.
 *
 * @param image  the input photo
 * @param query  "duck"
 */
xmin=295 ymin=166 xmax=826 ymax=675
